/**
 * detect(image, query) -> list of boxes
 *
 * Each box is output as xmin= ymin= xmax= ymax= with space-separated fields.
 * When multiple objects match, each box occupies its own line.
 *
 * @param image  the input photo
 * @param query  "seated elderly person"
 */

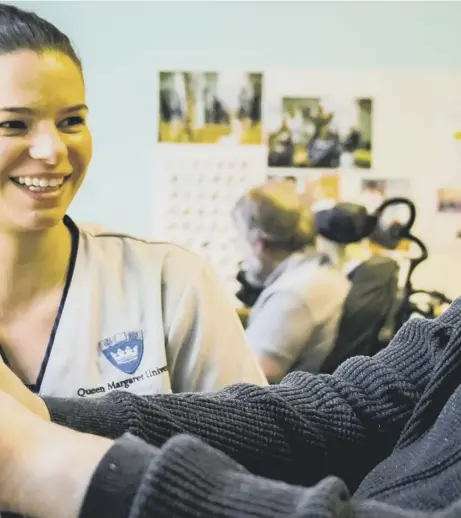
xmin=232 ymin=182 xmax=351 ymax=382
xmin=313 ymin=201 xmax=400 ymax=371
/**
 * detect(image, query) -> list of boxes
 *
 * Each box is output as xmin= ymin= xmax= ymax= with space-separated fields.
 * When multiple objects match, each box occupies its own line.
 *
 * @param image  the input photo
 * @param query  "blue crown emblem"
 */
xmin=99 ymin=330 xmax=144 ymax=374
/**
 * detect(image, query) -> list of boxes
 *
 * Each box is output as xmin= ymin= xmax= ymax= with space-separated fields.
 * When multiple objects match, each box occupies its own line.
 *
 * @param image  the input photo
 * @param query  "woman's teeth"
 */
xmin=11 ymin=176 xmax=66 ymax=191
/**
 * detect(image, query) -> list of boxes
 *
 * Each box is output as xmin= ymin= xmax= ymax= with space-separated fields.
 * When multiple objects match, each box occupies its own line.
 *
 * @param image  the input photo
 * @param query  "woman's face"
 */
xmin=0 ymin=49 xmax=92 ymax=232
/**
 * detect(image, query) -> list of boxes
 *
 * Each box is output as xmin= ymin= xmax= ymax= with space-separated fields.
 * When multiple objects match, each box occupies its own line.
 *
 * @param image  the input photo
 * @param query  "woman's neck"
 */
xmin=0 ymin=222 xmax=72 ymax=315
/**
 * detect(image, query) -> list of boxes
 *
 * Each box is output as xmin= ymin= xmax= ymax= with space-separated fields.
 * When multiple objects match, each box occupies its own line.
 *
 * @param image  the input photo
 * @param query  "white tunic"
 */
xmin=6 ymin=217 xmax=267 ymax=398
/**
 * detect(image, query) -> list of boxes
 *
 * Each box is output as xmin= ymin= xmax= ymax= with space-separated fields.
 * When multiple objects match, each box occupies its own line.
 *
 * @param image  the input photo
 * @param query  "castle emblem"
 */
xmin=99 ymin=330 xmax=144 ymax=374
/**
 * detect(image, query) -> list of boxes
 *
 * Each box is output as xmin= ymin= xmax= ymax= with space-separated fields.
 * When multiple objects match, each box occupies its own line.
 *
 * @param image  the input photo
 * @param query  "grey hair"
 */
xmin=232 ymin=182 xmax=315 ymax=252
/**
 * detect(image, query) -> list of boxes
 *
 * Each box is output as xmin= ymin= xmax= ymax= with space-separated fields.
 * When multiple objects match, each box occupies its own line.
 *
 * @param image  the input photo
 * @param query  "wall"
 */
xmin=8 ymin=1 xmax=461 ymax=298
xmin=11 ymin=0 xmax=461 ymax=237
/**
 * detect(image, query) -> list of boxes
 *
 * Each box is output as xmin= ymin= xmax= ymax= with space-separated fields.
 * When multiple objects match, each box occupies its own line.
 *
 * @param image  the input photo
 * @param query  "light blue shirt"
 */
xmin=246 ymin=248 xmax=351 ymax=376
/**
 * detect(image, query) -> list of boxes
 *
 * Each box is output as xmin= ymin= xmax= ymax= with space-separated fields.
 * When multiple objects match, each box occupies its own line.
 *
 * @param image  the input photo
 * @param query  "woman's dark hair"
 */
xmin=0 ymin=3 xmax=81 ymax=70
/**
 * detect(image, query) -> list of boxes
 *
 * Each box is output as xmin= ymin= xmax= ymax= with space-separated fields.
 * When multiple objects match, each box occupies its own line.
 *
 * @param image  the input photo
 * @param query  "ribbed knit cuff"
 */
xmin=79 ymin=433 xmax=154 ymax=518
xmin=45 ymin=393 xmax=134 ymax=439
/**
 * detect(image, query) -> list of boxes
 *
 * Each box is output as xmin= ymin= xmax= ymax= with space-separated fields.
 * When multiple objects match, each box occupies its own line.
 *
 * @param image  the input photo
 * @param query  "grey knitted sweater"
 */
xmin=46 ymin=298 xmax=461 ymax=518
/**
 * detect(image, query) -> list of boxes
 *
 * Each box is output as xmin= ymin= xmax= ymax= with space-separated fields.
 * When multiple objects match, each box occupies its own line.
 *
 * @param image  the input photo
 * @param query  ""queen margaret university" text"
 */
xmin=76 ymin=365 xmax=168 ymax=397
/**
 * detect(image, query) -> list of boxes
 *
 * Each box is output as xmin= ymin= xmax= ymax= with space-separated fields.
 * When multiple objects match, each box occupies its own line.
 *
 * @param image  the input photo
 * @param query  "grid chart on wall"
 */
xmin=152 ymin=144 xmax=267 ymax=293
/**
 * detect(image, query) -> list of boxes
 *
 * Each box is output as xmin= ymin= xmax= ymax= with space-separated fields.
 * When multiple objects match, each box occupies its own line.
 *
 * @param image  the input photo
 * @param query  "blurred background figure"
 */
xmin=340 ymin=125 xmax=362 ymax=167
xmin=158 ymin=72 xmax=188 ymax=142
xmin=312 ymin=200 xmax=400 ymax=372
xmin=232 ymin=182 xmax=350 ymax=382
xmin=268 ymin=118 xmax=294 ymax=167
xmin=306 ymin=125 xmax=342 ymax=168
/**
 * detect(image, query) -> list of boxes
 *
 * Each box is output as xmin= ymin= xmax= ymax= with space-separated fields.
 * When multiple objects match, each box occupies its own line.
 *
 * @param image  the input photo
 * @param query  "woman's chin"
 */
xmin=11 ymin=210 xmax=67 ymax=233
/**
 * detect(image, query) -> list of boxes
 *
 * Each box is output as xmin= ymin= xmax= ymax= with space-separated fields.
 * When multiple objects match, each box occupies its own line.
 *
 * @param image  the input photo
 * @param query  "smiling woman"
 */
xmin=0 ymin=48 xmax=90 ymax=230
xmin=0 ymin=3 xmax=266 ymax=398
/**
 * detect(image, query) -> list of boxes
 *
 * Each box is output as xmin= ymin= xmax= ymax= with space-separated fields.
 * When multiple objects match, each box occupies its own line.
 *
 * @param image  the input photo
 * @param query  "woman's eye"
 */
xmin=60 ymin=116 xmax=85 ymax=128
xmin=0 ymin=120 xmax=27 ymax=130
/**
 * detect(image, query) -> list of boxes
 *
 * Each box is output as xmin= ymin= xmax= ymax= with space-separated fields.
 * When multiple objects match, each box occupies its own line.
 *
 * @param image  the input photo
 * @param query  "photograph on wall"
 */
xmin=267 ymin=97 xmax=373 ymax=169
xmin=267 ymin=173 xmax=298 ymax=184
xmin=426 ymin=189 xmax=461 ymax=257
xmin=359 ymin=178 xmax=411 ymax=213
xmin=436 ymin=187 xmax=461 ymax=213
xmin=266 ymin=173 xmax=299 ymax=190
xmin=359 ymin=178 xmax=412 ymax=252
xmin=266 ymin=172 xmax=341 ymax=205
xmin=301 ymin=173 xmax=341 ymax=207
xmin=158 ymin=71 xmax=263 ymax=145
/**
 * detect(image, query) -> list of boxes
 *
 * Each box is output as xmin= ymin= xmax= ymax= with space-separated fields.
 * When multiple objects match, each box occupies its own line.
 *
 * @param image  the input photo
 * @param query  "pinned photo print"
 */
xmin=268 ymin=96 xmax=373 ymax=169
xmin=437 ymin=187 xmax=461 ymax=213
xmin=158 ymin=71 xmax=263 ymax=145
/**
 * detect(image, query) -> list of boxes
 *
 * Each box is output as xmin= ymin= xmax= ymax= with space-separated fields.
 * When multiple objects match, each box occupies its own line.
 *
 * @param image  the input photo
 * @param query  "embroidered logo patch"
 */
xmin=99 ymin=330 xmax=144 ymax=375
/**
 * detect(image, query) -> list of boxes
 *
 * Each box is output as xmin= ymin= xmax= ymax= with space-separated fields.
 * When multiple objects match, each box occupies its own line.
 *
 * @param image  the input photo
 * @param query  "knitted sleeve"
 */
xmin=46 ymin=310 xmax=454 ymax=491
xmin=81 ymin=432 xmax=461 ymax=518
